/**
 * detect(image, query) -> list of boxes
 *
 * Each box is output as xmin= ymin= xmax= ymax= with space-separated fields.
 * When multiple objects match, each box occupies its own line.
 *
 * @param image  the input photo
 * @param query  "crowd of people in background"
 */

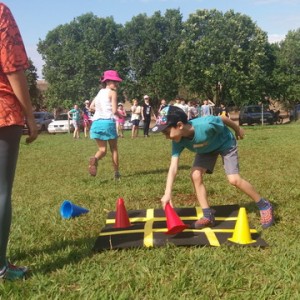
xmin=67 ymin=94 xmax=231 ymax=140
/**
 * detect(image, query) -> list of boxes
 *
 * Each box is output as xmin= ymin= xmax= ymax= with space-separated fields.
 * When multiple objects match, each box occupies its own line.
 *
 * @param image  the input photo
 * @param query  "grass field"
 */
xmin=0 ymin=123 xmax=300 ymax=299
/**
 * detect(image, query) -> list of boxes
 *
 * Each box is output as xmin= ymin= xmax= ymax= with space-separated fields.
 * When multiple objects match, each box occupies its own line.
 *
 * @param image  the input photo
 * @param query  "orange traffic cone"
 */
xmin=228 ymin=207 xmax=256 ymax=245
xmin=165 ymin=203 xmax=188 ymax=235
xmin=114 ymin=198 xmax=131 ymax=228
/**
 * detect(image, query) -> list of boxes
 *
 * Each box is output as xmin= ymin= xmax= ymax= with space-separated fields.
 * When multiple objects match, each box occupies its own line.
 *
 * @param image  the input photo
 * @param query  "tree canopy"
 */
xmin=37 ymin=8 xmax=300 ymax=109
xmin=178 ymin=9 xmax=273 ymax=106
xmin=272 ymin=29 xmax=300 ymax=106
xmin=38 ymin=13 xmax=123 ymax=108
xmin=25 ymin=59 xmax=43 ymax=109
xmin=122 ymin=9 xmax=183 ymax=103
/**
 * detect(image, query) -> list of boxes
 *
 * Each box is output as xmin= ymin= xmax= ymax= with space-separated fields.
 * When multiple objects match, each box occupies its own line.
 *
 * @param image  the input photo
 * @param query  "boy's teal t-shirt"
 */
xmin=69 ymin=109 xmax=81 ymax=121
xmin=172 ymin=116 xmax=236 ymax=157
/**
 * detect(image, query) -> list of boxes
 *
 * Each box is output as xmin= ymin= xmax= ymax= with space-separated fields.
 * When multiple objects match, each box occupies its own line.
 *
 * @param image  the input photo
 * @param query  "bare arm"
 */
xmin=220 ymin=115 xmax=244 ymax=140
xmin=151 ymin=108 xmax=157 ymax=120
xmin=141 ymin=106 xmax=144 ymax=120
xmin=208 ymin=100 xmax=215 ymax=107
xmin=89 ymin=99 xmax=95 ymax=112
xmin=6 ymin=70 xmax=37 ymax=143
xmin=161 ymin=156 xmax=179 ymax=208
xmin=110 ymin=89 xmax=122 ymax=118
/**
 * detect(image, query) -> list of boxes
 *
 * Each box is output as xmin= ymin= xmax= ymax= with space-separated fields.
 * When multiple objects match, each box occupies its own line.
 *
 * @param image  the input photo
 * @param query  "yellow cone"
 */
xmin=228 ymin=207 xmax=256 ymax=245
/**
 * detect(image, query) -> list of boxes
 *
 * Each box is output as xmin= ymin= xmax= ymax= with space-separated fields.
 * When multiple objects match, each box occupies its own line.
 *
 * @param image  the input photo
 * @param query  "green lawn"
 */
xmin=1 ymin=123 xmax=300 ymax=299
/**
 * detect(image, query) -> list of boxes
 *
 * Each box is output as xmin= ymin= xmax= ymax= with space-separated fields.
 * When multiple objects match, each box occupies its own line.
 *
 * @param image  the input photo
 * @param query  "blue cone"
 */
xmin=60 ymin=200 xmax=89 ymax=219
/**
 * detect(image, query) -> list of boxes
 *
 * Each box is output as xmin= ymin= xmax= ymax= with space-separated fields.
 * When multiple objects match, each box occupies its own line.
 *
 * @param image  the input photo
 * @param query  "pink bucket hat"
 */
xmin=101 ymin=70 xmax=122 ymax=83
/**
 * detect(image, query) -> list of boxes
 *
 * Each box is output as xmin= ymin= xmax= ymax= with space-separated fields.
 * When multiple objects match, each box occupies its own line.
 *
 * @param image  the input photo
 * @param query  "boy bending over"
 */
xmin=152 ymin=106 xmax=274 ymax=229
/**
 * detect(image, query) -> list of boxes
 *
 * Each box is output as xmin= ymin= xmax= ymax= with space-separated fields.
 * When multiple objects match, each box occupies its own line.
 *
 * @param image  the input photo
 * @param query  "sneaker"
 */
xmin=0 ymin=261 xmax=29 ymax=281
xmin=88 ymin=157 xmax=98 ymax=176
xmin=193 ymin=212 xmax=216 ymax=229
xmin=193 ymin=209 xmax=216 ymax=229
xmin=260 ymin=202 xmax=274 ymax=229
xmin=114 ymin=171 xmax=121 ymax=180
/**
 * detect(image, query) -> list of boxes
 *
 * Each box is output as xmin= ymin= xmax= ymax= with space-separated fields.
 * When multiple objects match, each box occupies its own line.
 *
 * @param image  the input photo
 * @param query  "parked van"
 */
xmin=239 ymin=105 xmax=274 ymax=125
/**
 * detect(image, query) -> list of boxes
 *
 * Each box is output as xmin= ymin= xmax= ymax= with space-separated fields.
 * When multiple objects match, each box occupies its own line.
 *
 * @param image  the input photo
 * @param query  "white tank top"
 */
xmin=92 ymin=88 xmax=114 ymax=120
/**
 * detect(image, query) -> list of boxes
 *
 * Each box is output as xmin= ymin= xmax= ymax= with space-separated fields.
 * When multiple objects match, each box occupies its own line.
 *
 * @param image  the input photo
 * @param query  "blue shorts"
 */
xmin=132 ymin=119 xmax=140 ymax=126
xmin=90 ymin=119 xmax=117 ymax=140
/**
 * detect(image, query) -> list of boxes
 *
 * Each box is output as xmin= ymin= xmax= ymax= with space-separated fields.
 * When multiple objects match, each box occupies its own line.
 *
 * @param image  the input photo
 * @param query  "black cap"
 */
xmin=152 ymin=105 xmax=187 ymax=133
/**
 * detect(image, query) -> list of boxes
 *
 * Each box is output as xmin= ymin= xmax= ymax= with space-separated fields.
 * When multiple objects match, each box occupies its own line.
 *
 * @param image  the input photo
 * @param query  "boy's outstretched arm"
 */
xmin=220 ymin=115 xmax=244 ymax=140
xmin=161 ymin=156 xmax=179 ymax=208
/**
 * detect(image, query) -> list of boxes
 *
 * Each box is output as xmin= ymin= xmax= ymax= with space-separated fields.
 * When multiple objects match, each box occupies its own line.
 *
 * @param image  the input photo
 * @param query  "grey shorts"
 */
xmin=192 ymin=145 xmax=239 ymax=175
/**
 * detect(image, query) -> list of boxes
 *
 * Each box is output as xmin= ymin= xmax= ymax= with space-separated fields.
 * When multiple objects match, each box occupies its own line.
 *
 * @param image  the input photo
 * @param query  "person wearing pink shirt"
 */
xmin=116 ymin=102 xmax=126 ymax=138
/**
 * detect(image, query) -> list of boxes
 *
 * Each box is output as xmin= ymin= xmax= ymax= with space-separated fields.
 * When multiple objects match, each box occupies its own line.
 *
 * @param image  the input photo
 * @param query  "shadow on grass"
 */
xmin=80 ymin=165 xmax=191 ymax=183
xmin=123 ymin=165 xmax=191 ymax=178
xmin=13 ymin=236 xmax=96 ymax=275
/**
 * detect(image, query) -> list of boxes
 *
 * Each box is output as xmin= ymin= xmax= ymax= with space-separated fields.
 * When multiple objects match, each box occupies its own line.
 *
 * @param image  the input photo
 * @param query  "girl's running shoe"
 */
xmin=193 ymin=214 xmax=216 ymax=229
xmin=88 ymin=157 xmax=98 ymax=176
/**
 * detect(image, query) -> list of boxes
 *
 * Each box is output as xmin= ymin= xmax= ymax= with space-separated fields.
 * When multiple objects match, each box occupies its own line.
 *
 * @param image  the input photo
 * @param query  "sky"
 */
xmin=4 ymin=0 xmax=300 ymax=79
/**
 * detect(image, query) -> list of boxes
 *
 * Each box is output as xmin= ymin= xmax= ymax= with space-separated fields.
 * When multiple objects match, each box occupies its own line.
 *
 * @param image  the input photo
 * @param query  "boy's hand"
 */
xmin=220 ymin=116 xmax=245 ymax=140
xmin=235 ymin=127 xmax=245 ymax=140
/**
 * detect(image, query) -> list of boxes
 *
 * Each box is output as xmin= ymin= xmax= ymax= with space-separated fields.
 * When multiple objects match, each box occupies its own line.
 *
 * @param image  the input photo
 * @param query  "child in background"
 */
xmin=130 ymin=99 xmax=142 ymax=138
xmin=83 ymin=100 xmax=92 ymax=138
xmin=200 ymin=99 xmax=215 ymax=116
xmin=68 ymin=104 xmax=82 ymax=139
xmin=141 ymin=95 xmax=156 ymax=137
xmin=156 ymin=99 xmax=168 ymax=124
xmin=152 ymin=105 xmax=274 ymax=229
xmin=188 ymin=101 xmax=199 ymax=120
xmin=89 ymin=70 xmax=123 ymax=180
xmin=158 ymin=99 xmax=167 ymax=114
xmin=218 ymin=103 xmax=230 ymax=118
xmin=116 ymin=103 xmax=126 ymax=138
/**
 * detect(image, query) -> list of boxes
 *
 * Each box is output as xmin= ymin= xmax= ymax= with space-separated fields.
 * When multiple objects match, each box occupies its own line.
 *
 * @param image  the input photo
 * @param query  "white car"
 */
xmin=48 ymin=113 xmax=75 ymax=134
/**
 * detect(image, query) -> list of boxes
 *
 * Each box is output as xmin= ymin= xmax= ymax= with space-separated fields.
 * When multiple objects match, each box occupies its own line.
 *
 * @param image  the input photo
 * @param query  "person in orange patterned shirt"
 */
xmin=0 ymin=2 xmax=37 ymax=281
